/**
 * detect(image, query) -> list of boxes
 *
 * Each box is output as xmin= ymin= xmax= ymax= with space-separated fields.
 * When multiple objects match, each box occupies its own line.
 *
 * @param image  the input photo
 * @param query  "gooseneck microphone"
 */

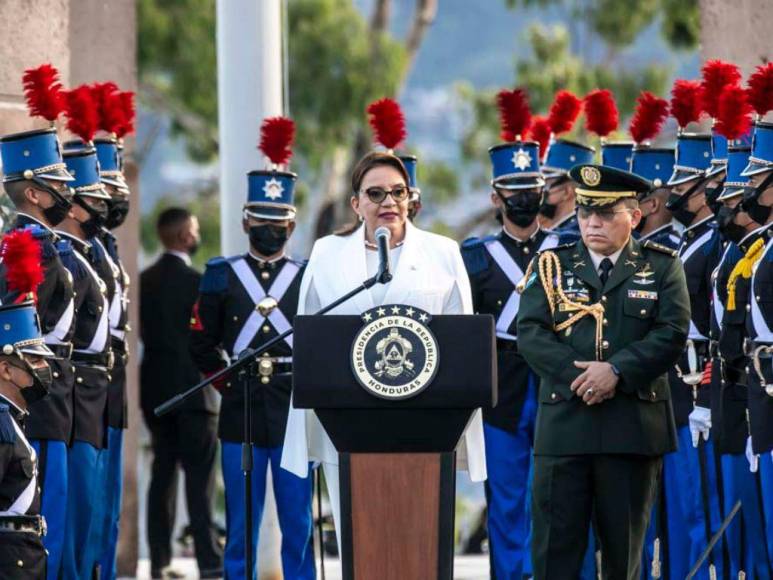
xmin=374 ymin=226 xmax=393 ymax=284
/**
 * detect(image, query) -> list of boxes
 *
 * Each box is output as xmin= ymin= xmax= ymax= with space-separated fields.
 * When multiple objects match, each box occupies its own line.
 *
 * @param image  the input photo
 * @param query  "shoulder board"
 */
xmin=543 ymin=241 xmax=577 ymax=255
xmin=200 ymin=256 xmax=233 ymax=294
xmin=285 ymin=256 xmax=308 ymax=268
xmin=556 ymin=230 xmax=581 ymax=246
xmin=643 ymin=240 xmax=678 ymax=257
xmin=0 ymin=404 xmax=15 ymax=444
xmin=460 ymin=236 xmax=494 ymax=275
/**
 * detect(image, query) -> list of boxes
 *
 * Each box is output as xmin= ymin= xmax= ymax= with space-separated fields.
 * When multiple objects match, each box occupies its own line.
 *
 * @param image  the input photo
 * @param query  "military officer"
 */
xmin=0 ymin=300 xmax=57 ymax=579
xmin=57 ymin=146 xmax=114 ymax=580
xmin=517 ymin=164 xmax=690 ymax=579
xmin=0 ymin=124 xmax=77 ymax=580
xmin=461 ymin=118 xmax=557 ymax=579
xmin=709 ymin=124 xmax=773 ymax=578
xmin=742 ymin=119 xmax=773 ymax=574
xmin=190 ymin=117 xmax=315 ymax=579
xmin=539 ymin=138 xmax=596 ymax=241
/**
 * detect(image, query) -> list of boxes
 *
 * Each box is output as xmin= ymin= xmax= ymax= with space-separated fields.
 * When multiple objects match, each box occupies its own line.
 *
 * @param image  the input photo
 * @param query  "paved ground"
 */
xmin=128 ymin=555 xmax=490 ymax=579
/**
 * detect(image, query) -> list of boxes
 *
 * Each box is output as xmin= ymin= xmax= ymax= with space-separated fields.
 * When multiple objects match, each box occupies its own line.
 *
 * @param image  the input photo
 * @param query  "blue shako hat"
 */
xmin=63 ymin=147 xmax=110 ymax=200
xmin=542 ymin=139 xmax=596 ymax=177
xmin=600 ymin=142 xmax=634 ymax=171
xmin=741 ymin=121 xmax=773 ymax=177
xmin=667 ymin=133 xmax=713 ymax=186
xmin=399 ymin=155 xmax=419 ymax=192
xmin=0 ymin=128 xmax=73 ymax=184
xmin=245 ymin=170 xmax=297 ymax=220
xmin=631 ymin=146 xmax=675 ymax=192
xmin=65 ymin=138 xmax=128 ymax=191
xmin=717 ymin=146 xmax=752 ymax=201
xmin=489 ymin=141 xmax=544 ymax=190
xmin=0 ymin=302 xmax=54 ymax=359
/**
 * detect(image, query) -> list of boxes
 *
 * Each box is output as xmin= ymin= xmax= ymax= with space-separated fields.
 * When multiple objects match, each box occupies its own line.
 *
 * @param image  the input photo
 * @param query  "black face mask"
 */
xmin=9 ymin=360 xmax=51 ymax=406
xmin=704 ymin=185 xmax=724 ymax=216
xmin=717 ymin=205 xmax=748 ymax=244
xmin=498 ymin=191 xmax=541 ymax=228
xmin=538 ymin=199 xmax=557 ymax=220
xmin=42 ymin=197 xmax=72 ymax=227
xmin=742 ymin=173 xmax=773 ymax=225
xmin=249 ymin=224 xmax=289 ymax=256
xmin=75 ymin=196 xmax=108 ymax=239
xmin=667 ymin=192 xmax=698 ymax=228
xmin=104 ymin=198 xmax=130 ymax=230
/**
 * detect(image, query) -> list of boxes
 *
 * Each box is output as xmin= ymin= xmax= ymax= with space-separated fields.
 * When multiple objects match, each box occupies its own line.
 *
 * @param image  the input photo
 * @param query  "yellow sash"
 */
xmin=726 ymin=237 xmax=765 ymax=311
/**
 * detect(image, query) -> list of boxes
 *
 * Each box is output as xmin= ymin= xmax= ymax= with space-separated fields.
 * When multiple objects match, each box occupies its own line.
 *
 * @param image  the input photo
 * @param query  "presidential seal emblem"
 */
xmin=351 ymin=305 xmax=439 ymax=400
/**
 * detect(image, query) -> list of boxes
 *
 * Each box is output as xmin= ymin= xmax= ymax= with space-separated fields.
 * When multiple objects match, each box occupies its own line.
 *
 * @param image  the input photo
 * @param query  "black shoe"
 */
xmin=199 ymin=568 xmax=223 ymax=579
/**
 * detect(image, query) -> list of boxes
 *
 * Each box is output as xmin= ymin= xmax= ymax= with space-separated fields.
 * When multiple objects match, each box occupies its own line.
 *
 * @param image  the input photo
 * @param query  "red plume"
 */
xmin=547 ymin=90 xmax=582 ymax=135
xmin=583 ymin=89 xmax=618 ymax=138
xmin=22 ymin=63 xmax=66 ymax=123
xmin=115 ymin=91 xmax=135 ymax=138
xmin=747 ymin=62 xmax=773 ymax=117
xmin=715 ymin=85 xmax=752 ymax=140
xmin=629 ymin=91 xmax=669 ymax=144
xmin=700 ymin=60 xmax=742 ymax=119
xmin=529 ymin=116 xmax=552 ymax=163
xmin=366 ymin=98 xmax=406 ymax=150
xmin=64 ymin=86 xmax=99 ymax=143
xmin=496 ymin=88 xmax=531 ymax=142
xmin=91 ymin=82 xmax=126 ymax=135
xmin=0 ymin=230 xmax=44 ymax=303
xmin=258 ymin=117 xmax=295 ymax=166
xmin=670 ymin=80 xmax=704 ymax=129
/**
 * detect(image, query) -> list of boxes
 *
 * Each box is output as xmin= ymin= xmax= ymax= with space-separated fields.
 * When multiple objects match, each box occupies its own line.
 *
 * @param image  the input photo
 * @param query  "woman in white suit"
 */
xmin=281 ymin=152 xmax=486 ymax=547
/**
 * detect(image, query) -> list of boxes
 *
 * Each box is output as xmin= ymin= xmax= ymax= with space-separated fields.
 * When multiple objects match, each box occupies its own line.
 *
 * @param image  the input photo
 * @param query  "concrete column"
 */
xmin=68 ymin=1 xmax=139 ymax=576
xmin=699 ymin=0 xmax=772 ymax=73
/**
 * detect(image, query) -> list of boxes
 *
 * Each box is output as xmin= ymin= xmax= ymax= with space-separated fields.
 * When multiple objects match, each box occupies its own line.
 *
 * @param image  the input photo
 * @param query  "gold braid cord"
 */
xmin=533 ymin=251 xmax=605 ymax=360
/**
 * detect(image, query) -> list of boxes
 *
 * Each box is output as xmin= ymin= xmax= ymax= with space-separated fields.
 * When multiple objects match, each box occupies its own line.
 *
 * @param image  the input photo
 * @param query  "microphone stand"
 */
xmin=154 ymin=267 xmax=392 ymax=578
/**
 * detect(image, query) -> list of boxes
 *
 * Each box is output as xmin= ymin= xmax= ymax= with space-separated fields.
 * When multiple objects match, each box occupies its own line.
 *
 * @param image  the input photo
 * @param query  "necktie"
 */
xmin=599 ymin=257 xmax=614 ymax=286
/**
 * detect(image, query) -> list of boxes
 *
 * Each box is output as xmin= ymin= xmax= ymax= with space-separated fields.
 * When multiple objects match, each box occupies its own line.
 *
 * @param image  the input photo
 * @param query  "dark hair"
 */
xmin=336 ymin=152 xmax=411 ymax=236
xmin=157 ymin=207 xmax=193 ymax=247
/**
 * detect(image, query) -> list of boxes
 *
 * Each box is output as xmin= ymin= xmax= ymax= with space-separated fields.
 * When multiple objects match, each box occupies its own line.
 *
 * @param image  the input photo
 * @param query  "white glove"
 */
xmin=688 ymin=406 xmax=712 ymax=447
xmin=746 ymin=436 xmax=759 ymax=473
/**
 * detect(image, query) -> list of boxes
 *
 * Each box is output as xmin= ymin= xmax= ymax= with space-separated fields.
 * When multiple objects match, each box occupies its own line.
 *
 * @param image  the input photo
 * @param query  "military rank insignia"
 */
xmin=351 ymin=305 xmax=439 ymax=400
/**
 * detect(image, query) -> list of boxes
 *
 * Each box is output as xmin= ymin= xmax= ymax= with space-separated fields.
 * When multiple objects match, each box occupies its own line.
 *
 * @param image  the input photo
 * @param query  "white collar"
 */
xmin=502 ymin=222 xmax=539 ymax=243
xmin=248 ymin=250 xmax=285 ymax=264
xmin=588 ymin=244 xmax=626 ymax=272
xmin=165 ymin=250 xmax=192 ymax=266
xmin=684 ymin=215 xmax=713 ymax=234
xmin=16 ymin=213 xmax=56 ymax=235
xmin=0 ymin=392 xmax=26 ymax=418
xmin=639 ymin=223 xmax=671 ymax=241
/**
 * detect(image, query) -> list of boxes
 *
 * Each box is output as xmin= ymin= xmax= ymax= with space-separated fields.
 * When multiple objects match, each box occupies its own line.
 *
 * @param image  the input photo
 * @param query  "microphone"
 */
xmin=374 ymin=226 xmax=393 ymax=283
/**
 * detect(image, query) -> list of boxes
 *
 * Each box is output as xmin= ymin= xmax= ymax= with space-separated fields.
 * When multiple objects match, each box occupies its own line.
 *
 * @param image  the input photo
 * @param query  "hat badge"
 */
xmin=512 ymin=148 xmax=532 ymax=171
xmin=263 ymin=177 xmax=284 ymax=201
xmin=580 ymin=166 xmax=601 ymax=186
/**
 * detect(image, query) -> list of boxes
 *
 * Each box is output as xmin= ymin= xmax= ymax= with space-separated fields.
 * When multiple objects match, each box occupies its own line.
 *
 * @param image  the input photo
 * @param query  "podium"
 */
xmin=293 ymin=312 xmax=496 ymax=580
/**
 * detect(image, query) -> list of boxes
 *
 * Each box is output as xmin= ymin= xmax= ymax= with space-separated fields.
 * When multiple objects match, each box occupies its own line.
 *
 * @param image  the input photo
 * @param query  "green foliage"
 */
xmin=141 ymin=189 xmax=221 ymax=270
xmin=288 ymin=0 xmax=407 ymax=170
xmin=504 ymin=0 xmax=700 ymax=51
xmin=419 ymin=159 xmax=461 ymax=205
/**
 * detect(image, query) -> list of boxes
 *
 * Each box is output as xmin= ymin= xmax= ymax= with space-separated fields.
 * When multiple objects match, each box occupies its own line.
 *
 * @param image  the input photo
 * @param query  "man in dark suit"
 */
xmin=518 ymin=165 xmax=690 ymax=579
xmin=140 ymin=207 xmax=222 ymax=579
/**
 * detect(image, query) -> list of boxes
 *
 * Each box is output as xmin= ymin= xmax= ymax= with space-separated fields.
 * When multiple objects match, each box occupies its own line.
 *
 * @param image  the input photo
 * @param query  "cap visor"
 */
xmin=20 ymin=343 xmax=54 ymax=358
xmin=740 ymin=161 xmax=772 ymax=177
xmin=243 ymin=206 xmax=296 ymax=221
xmin=39 ymin=167 xmax=75 ymax=182
xmin=666 ymin=169 xmax=703 ymax=187
xmin=492 ymin=176 xmax=545 ymax=190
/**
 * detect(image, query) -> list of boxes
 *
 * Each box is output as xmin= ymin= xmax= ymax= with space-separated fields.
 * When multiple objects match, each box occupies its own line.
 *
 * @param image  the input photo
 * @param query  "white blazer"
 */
xmin=280 ymin=221 xmax=487 ymax=482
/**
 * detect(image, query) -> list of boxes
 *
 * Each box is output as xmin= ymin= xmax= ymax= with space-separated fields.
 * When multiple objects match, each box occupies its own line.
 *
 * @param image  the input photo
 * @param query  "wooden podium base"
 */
xmin=339 ymin=452 xmax=456 ymax=580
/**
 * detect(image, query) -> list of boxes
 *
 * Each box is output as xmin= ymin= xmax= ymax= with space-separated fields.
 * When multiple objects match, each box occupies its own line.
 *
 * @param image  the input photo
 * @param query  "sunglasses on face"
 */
xmin=360 ymin=185 xmax=410 ymax=204
xmin=576 ymin=207 xmax=631 ymax=222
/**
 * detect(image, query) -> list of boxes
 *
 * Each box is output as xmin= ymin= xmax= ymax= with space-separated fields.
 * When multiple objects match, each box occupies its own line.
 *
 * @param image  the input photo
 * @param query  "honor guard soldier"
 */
xmin=517 ymin=164 xmax=690 ymax=580
xmin=190 ymin=117 xmax=315 ymax=580
xmin=741 ymin=86 xmax=773 ymax=571
xmin=539 ymin=90 xmax=594 ymax=240
xmin=0 ymin=64 xmax=78 ymax=580
xmin=57 ymin=139 xmax=115 ymax=579
xmin=461 ymin=88 xmax=557 ymax=579
xmin=711 ymin=133 xmax=771 ymax=577
xmin=0 ymin=299 xmax=57 ymax=579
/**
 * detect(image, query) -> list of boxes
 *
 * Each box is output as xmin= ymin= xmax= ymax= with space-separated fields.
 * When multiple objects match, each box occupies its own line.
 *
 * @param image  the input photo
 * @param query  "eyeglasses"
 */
xmin=361 ymin=185 xmax=410 ymax=204
xmin=576 ymin=207 xmax=631 ymax=222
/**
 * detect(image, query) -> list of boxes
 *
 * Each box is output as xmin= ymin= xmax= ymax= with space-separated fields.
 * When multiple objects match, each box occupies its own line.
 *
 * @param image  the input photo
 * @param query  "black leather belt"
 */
xmin=47 ymin=343 xmax=73 ymax=359
xmin=0 ymin=515 xmax=46 ymax=536
xmin=110 ymin=336 xmax=127 ymax=354
xmin=72 ymin=350 xmax=114 ymax=370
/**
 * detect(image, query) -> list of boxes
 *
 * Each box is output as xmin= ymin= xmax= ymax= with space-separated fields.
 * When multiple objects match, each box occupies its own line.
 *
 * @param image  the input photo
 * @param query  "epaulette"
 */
xmin=0 ymin=404 xmax=15 ymax=444
xmin=460 ymin=236 xmax=494 ymax=275
xmin=89 ymin=237 xmax=106 ymax=266
xmin=56 ymin=239 xmax=87 ymax=281
xmin=286 ymin=256 xmax=308 ymax=268
xmin=643 ymin=240 xmax=678 ymax=257
xmin=199 ymin=256 xmax=231 ymax=294
xmin=544 ymin=241 xmax=578 ymax=254
xmin=556 ymin=230 xmax=581 ymax=245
